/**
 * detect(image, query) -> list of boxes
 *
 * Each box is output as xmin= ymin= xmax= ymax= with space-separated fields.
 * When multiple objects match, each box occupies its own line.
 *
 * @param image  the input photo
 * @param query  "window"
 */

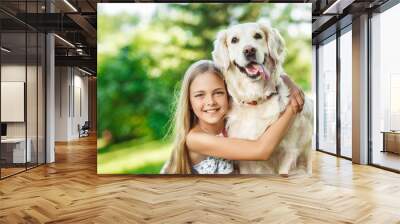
xmin=317 ymin=36 xmax=337 ymax=154
xmin=371 ymin=3 xmax=400 ymax=171
xmin=339 ymin=28 xmax=352 ymax=158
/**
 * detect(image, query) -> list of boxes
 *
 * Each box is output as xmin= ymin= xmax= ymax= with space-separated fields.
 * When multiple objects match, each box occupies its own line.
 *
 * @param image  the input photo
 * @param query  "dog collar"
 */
xmin=246 ymin=100 xmax=259 ymax=106
xmin=242 ymin=86 xmax=279 ymax=106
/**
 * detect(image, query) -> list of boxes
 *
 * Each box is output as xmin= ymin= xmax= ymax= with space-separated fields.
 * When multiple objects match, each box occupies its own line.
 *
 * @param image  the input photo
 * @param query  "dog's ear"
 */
xmin=212 ymin=30 xmax=230 ymax=72
xmin=258 ymin=22 xmax=286 ymax=68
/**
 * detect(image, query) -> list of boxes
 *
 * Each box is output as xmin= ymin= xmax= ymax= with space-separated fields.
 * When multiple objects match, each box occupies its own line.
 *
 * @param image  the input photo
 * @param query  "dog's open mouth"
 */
xmin=234 ymin=61 xmax=270 ymax=80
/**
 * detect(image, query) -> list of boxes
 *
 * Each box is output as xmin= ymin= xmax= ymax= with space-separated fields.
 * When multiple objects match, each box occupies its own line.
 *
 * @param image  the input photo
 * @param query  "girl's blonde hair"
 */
xmin=164 ymin=60 xmax=225 ymax=174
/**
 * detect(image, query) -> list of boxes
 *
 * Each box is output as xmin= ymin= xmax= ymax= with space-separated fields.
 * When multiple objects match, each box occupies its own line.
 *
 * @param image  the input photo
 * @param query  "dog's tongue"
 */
xmin=245 ymin=63 xmax=270 ymax=80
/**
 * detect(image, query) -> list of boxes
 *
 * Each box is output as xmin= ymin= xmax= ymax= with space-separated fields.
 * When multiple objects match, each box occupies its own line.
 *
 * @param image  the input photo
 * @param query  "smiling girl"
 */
xmin=162 ymin=60 xmax=303 ymax=174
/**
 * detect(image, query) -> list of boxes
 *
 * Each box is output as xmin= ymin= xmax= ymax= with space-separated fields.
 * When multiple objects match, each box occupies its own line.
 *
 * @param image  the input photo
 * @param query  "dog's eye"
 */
xmin=231 ymin=37 xmax=239 ymax=44
xmin=254 ymin=33 xmax=262 ymax=39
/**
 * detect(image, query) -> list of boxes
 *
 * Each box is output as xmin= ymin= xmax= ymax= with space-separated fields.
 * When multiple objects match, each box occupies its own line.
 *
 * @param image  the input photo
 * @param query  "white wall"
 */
xmin=55 ymin=67 xmax=89 ymax=141
xmin=55 ymin=67 xmax=69 ymax=141
xmin=1 ymin=65 xmax=26 ymax=81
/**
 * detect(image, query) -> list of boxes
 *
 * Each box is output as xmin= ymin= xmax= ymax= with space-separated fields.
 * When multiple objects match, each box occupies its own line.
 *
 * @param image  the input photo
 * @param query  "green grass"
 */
xmin=122 ymin=161 xmax=166 ymax=174
xmin=97 ymin=136 xmax=161 ymax=154
xmin=97 ymin=139 xmax=172 ymax=174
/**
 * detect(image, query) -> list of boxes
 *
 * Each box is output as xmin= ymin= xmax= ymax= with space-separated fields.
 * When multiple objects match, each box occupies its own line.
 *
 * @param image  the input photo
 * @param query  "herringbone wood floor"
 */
xmin=1 ymin=135 xmax=400 ymax=224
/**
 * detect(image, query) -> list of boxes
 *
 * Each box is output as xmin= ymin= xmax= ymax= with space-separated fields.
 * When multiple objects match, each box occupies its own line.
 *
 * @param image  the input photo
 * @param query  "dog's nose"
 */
xmin=243 ymin=46 xmax=256 ymax=59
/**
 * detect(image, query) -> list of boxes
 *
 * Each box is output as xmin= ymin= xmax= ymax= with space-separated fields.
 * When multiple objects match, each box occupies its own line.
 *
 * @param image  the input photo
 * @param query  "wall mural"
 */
xmin=97 ymin=3 xmax=313 ymax=175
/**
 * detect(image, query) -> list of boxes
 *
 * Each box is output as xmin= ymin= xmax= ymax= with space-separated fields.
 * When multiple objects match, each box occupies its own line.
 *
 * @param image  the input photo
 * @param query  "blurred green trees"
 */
xmin=98 ymin=3 xmax=311 ymax=144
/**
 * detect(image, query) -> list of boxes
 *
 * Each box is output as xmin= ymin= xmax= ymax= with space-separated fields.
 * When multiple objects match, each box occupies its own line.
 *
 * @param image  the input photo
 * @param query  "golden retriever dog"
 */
xmin=212 ymin=22 xmax=313 ymax=176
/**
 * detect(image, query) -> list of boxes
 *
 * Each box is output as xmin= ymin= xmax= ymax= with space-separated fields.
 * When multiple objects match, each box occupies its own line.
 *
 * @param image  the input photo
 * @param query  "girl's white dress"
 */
xmin=160 ymin=129 xmax=234 ymax=174
xmin=192 ymin=156 xmax=233 ymax=174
